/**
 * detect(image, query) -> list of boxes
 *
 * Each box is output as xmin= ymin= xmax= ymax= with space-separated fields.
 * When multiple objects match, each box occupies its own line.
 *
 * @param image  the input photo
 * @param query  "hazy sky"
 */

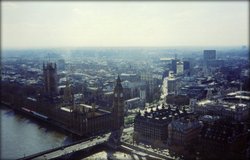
xmin=2 ymin=1 xmax=249 ymax=49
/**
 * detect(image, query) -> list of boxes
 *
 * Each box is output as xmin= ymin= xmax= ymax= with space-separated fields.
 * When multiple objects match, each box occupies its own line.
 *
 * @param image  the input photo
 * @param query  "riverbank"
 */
xmin=0 ymin=105 xmax=74 ymax=159
xmin=1 ymin=102 xmax=83 ymax=139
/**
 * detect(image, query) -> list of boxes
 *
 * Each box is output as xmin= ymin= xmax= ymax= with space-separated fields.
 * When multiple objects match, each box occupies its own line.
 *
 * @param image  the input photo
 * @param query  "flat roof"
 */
xmin=79 ymin=104 xmax=93 ymax=109
xmin=126 ymin=97 xmax=140 ymax=102
xmin=60 ymin=107 xmax=72 ymax=112
xmin=197 ymin=100 xmax=213 ymax=106
xmin=160 ymin=58 xmax=173 ymax=61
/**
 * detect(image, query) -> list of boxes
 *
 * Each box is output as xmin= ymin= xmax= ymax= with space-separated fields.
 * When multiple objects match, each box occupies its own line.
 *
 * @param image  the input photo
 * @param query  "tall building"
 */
xmin=203 ymin=50 xmax=216 ymax=75
xmin=140 ymin=72 xmax=154 ymax=102
xmin=43 ymin=62 xmax=58 ymax=97
xmin=176 ymin=61 xmax=184 ymax=75
xmin=167 ymin=71 xmax=180 ymax=95
xmin=183 ymin=60 xmax=191 ymax=76
xmin=171 ymin=59 xmax=179 ymax=73
xmin=112 ymin=75 xmax=124 ymax=130
xmin=203 ymin=50 xmax=216 ymax=60
xmin=183 ymin=61 xmax=190 ymax=71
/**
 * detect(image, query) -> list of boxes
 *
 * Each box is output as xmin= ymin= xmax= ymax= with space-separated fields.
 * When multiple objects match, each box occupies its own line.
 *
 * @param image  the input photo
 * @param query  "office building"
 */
xmin=167 ymin=72 xmax=180 ymax=95
xmin=203 ymin=50 xmax=216 ymax=60
xmin=176 ymin=61 xmax=184 ymax=75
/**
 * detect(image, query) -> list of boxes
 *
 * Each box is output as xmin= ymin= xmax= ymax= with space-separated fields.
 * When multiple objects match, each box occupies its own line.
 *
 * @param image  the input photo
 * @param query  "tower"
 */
xmin=112 ymin=75 xmax=124 ymax=130
xmin=203 ymin=50 xmax=216 ymax=74
xmin=63 ymin=78 xmax=74 ymax=109
xmin=43 ymin=62 xmax=58 ymax=97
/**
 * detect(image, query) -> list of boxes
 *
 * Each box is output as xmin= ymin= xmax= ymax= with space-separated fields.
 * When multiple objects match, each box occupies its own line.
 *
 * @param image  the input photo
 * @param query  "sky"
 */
xmin=2 ymin=1 xmax=249 ymax=49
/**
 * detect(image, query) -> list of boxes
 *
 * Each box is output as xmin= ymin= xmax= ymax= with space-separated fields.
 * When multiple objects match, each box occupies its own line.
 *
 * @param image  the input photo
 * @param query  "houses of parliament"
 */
xmin=2 ymin=62 xmax=125 ymax=136
xmin=43 ymin=62 xmax=125 ymax=136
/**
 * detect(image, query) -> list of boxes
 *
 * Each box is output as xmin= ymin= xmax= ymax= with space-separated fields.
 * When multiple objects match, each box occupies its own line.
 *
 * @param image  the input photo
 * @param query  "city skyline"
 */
xmin=2 ymin=1 xmax=249 ymax=49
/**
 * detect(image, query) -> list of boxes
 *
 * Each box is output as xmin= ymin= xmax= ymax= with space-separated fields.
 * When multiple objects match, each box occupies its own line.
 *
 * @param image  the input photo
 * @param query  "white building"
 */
xmin=176 ymin=61 xmax=184 ymax=75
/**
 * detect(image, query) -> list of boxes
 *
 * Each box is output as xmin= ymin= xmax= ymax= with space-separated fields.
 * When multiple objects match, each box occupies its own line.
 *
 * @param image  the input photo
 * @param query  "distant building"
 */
xmin=124 ymin=97 xmax=143 ymax=114
xmin=176 ymin=61 xmax=184 ymax=75
xmin=203 ymin=50 xmax=223 ymax=74
xmin=43 ymin=62 xmax=58 ymax=97
xmin=140 ymin=72 xmax=155 ymax=102
xmin=180 ymin=85 xmax=207 ymax=100
xmin=183 ymin=61 xmax=190 ymax=71
xmin=171 ymin=59 xmax=179 ymax=74
xmin=120 ymin=73 xmax=139 ymax=82
xmin=121 ymin=80 xmax=145 ymax=99
xmin=140 ymin=72 xmax=154 ymax=82
xmin=167 ymin=72 xmax=180 ymax=95
xmin=183 ymin=61 xmax=191 ymax=76
xmin=194 ymin=99 xmax=249 ymax=121
xmin=203 ymin=50 xmax=216 ymax=60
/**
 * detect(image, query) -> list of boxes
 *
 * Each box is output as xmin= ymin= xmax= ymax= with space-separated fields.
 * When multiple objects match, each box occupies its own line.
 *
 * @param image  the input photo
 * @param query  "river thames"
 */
xmin=0 ymin=105 xmax=73 ymax=159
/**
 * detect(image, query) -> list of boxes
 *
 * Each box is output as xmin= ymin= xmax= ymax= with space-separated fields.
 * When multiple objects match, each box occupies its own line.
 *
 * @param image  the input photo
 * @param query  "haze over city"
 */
xmin=2 ymin=1 xmax=249 ymax=49
xmin=1 ymin=1 xmax=250 ymax=160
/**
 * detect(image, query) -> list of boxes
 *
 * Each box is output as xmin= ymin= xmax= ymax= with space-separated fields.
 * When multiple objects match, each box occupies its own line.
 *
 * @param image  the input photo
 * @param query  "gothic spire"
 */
xmin=115 ymin=75 xmax=122 ymax=89
xmin=117 ymin=75 xmax=121 ymax=84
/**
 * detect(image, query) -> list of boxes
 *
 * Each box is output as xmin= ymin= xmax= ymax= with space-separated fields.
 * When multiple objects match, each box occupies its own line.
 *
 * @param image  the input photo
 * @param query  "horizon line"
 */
xmin=2 ymin=45 xmax=249 ymax=50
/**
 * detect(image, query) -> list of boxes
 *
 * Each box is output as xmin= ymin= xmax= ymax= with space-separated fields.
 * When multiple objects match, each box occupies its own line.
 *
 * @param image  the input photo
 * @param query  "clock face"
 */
xmin=115 ymin=93 xmax=117 ymax=97
xmin=120 ymin=93 xmax=123 ymax=97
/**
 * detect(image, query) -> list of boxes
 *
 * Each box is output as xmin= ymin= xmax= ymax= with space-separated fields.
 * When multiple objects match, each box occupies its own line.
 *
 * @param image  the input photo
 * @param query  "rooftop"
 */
xmin=136 ymin=105 xmax=191 ymax=124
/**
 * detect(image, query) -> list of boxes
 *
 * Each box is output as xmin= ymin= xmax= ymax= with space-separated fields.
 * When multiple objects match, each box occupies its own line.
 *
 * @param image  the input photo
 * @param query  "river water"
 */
xmin=0 ymin=105 xmax=73 ymax=159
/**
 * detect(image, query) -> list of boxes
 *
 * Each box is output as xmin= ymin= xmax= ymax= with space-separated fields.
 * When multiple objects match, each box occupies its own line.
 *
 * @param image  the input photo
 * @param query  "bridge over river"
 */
xmin=19 ymin=133 xmax=111 ymax=160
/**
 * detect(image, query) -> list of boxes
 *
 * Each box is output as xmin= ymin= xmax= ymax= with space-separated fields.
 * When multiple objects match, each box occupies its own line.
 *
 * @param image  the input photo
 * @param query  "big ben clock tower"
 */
xmin=112 ymin=75 xmax=124 ymax=130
